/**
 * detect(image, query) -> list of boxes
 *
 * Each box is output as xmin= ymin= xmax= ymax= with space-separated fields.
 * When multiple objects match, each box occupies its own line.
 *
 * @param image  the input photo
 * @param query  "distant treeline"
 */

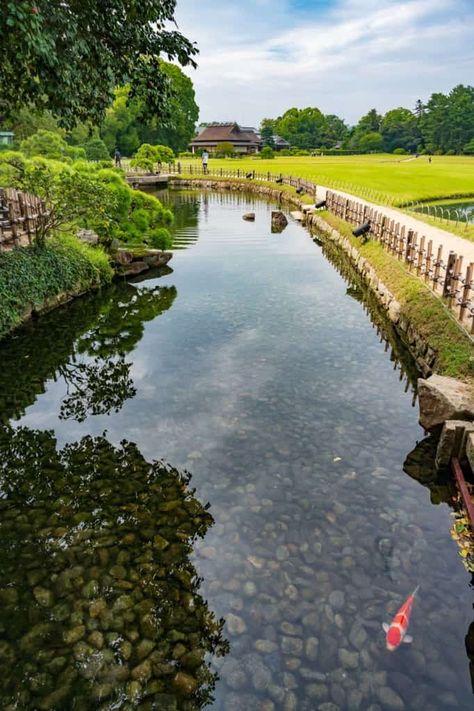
xmin=261 ymin=85 xmax=474 ymax=155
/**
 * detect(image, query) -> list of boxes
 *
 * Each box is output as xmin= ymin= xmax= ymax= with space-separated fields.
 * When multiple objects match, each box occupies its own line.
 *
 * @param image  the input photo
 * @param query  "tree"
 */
xmin=274 ymin=107 xmax=326 ymax=149
xmin=260 ymin=146 xmax=274 ymax=159
xmin=357 ymin=132 xmax=384 ymax=153
xmin=380 ymin=108 xmax=420 ymax=153
xmin=321 ymin=114 xmax=349 ymax=148
xmin=464 ymin=138 xmax=474 ymax=155
xmin=349 ymin=109 xmax=383 ymax=150
xmin=136 ymin=62 xmax=199 ymax=153
xmin=420 ymin=85 xmax=474 ymax=153
xmin=3 ymin=107 xmax=60 ymax=142
xmin=0 ymin=1 xmax=197 ymax=127
xmin=260 ymin=119 xmax=275 ymax=148
xmin=17 ymin=161 xmax=118 ymax=245
xmin=100 ymin=64 xmax=199 ymax=156
xmin=20 ymin=130 xmax=70 ymax=160
xmin=130 ymin=143 xmax=174 ymax=172
xmin=414 ymin=100 xmax=425 ymax=119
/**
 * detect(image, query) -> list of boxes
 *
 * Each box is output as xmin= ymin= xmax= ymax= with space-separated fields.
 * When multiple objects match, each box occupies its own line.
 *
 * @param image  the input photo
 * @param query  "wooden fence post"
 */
xmin=443 ymin=251 xmax=457 ymax=297
xmin=460 ymin=262 xmax=474 ymax=323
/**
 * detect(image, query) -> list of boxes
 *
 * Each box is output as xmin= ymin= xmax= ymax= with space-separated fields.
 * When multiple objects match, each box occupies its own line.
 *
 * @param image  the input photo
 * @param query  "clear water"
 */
xmin=0 ymin=190 xmax=473 ymax=710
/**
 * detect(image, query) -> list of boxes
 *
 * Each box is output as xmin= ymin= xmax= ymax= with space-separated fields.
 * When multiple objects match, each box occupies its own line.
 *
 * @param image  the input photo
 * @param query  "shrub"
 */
xmin=65 ymin=145 xmax=87 ymax=161
xmin=83 ymin=138 xmax=110 ymax=162
xmin=0 ymin=151 xmax=27 ymax=185
xmin=119 ymin=188 xmax=173 ymax=248
xmin=445 ymin=149 xmax=456 ymax=156
xmin=17 ymin=160 xmax=118 ymax=245
xmin=393 ymin=148 xmax=407 ymax=155
xmin=20 ymin=130 xmax=70 ymax=161
xmin=131 ymin=143 xmax=175 ymax=172
xmin=260 ymin=146 xmax=274 ymax=159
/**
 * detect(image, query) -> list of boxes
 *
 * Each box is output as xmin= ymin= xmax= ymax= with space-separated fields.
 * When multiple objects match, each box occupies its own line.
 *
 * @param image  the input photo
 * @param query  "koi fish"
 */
xmin=382 ymin=585 xmax=419 ymax=651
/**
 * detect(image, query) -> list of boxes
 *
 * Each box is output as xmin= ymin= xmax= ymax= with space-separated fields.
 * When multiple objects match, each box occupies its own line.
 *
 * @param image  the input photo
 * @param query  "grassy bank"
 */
xmin=319 ymin=210 xmax=474 ymax=381
xmin=180 ymin=154 xmax=474 ymax=207
xmin=0 ymin=235 xmax=112 ymax=338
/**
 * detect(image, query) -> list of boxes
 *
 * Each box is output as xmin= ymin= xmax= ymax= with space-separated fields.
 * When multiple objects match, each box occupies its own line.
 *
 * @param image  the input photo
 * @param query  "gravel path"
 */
xmin=317 ymin=186 xmax=474 ymax=264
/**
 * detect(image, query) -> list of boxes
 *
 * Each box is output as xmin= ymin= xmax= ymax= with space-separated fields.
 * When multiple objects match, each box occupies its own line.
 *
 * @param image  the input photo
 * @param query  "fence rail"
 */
xmin=0 ymin=188 xmax=45 ymax=249
xmin=325 ymin=191 xmax=474 ymax=333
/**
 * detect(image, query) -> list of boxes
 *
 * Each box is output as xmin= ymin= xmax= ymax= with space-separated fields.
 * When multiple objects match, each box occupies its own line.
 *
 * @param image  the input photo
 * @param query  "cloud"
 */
xmin=174 ymin=0 xmax=474 ymax=125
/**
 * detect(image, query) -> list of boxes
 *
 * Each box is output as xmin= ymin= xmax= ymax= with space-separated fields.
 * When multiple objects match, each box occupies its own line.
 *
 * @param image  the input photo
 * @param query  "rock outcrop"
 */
xmin=271 ymin=211 xmax=288 ymax=233
xmin=418 ymin=375 xmax=474 ymax=430
xmin=113 ymin=249 xmax=173 ymax=277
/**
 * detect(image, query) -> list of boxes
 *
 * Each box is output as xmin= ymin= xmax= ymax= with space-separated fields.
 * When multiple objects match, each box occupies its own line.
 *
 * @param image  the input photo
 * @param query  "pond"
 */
xmin=0 ymin=190 xmax=473 ymax=710
xmin=415 ymin=200 xmax=474 ymax=223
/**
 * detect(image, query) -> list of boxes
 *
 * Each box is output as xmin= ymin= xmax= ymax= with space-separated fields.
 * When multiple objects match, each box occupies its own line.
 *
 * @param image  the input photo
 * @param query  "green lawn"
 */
xmin=178 ymin=154 xmax=474 ymax=207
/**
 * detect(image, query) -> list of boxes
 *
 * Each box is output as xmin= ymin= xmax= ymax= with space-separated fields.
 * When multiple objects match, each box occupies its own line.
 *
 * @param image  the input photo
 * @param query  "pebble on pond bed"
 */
xmin=0 ymin=427 xmax=228 ymax=709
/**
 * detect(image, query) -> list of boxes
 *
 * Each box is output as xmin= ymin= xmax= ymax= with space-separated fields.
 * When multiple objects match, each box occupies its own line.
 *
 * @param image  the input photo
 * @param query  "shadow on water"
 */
xmin=0 ymin=426 xmax=228 ymax=710
xmin=0 ymin=281 xmax=177 ymax=424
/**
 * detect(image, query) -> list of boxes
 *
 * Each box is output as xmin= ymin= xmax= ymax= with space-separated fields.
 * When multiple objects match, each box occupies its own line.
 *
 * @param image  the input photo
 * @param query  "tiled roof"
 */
xmin=190 ymin=124 xmax=261 ymax=146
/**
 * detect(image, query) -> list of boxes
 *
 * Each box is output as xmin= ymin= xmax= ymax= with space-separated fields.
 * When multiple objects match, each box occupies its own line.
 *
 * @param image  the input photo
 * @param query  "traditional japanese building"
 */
xmin=189 ymin=123 xmax=261 ymax=155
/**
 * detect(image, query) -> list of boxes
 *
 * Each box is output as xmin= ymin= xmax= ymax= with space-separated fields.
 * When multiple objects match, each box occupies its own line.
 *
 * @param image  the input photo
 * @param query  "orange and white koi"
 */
xmin=382 ymin=585 xmax=419 ymax=651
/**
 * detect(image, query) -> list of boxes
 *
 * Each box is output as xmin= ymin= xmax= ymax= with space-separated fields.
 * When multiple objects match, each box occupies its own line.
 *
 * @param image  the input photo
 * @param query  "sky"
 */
xmin=174 ymin=0 xmax=474 ymax=128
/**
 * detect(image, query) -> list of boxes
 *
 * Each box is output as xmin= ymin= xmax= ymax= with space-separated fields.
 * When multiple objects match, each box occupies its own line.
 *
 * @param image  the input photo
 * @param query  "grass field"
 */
xmin=180 ymin=154 xmax=474 ymax=207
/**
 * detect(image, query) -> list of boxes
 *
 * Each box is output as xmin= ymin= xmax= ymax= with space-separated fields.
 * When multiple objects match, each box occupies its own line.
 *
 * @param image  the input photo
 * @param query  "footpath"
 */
xmin=315 ymin=186 xmax=474 ymax=264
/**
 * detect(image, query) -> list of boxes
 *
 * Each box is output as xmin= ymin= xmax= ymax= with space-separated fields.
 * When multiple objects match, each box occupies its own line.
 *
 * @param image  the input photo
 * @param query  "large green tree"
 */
xmin=0 ymin=1 xmax=197 ymax=127
xmin=274 ymin=107 xmax=326 ymax=149
xmin=100 ymin=62 xmax=198 ymax=155
xmin=380 ymin=107 xmax=420 ymax=153
xmin=420 ymin=85 xmax=474 ymax=153
xmin=321 ymin=114 xmax=349 ymax=148
xmin=349 ymin=108 xmax=383 ymax=150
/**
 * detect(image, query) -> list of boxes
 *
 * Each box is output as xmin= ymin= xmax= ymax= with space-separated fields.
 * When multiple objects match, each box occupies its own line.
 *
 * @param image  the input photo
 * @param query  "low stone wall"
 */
xmin=169 ymin=178 xmax=303 ymax=209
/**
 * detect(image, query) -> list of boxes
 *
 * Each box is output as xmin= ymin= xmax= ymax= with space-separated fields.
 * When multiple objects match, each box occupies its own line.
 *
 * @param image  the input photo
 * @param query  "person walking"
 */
xmin=201 ymin=150 xmax=209 ymax=174
xmin=114 ymin=149 xmax=122 ymax=168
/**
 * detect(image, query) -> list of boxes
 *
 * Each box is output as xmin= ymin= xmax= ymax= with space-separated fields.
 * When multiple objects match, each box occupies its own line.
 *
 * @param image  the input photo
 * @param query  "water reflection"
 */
xmin=317 ymin=231 xmax=419 ymax=399
xmin=0 ymin=282 xmax=176 ymax=424
xmin=0 ymin=426 xmax=228 ymax=710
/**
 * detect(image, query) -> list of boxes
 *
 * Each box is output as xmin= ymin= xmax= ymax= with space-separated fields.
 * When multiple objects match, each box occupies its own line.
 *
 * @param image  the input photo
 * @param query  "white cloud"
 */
xmin=174 ymin=0 xmax=474 ymax=125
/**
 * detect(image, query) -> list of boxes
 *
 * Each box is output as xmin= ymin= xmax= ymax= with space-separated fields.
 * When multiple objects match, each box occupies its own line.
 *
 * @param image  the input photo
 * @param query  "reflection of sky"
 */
xmin=14 ymin=192 xmax=474 ymax=707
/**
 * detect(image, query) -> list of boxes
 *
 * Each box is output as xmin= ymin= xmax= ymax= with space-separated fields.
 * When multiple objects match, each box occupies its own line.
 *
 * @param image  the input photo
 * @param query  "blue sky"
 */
xmin=174 ymin=0 xmax=474 ymax=127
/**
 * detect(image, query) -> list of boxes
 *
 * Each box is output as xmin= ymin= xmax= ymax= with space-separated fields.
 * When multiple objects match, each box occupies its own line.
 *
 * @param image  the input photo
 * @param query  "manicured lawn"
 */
xmin=178 ymin=154 xmax=474 ymax=207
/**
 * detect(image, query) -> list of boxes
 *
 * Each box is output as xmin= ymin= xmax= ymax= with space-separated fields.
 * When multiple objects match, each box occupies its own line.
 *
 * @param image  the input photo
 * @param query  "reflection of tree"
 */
xmin=57 ymin=284 xmax=176 ymax=422
xmin=0 ymin=426 xmax=228 ymax=710
xmin=76 ymin=283 xmax=176 ymax=357
xmin=58 ymin=356 xmax=136 ymax=423
xmin=0 ymin=282 xmax=176 ymax=425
